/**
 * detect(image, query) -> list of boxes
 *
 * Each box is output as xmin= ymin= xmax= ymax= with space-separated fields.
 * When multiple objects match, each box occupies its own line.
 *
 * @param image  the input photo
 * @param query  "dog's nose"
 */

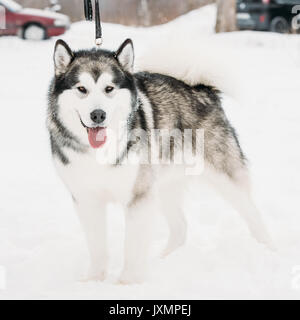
xmin=90 ymin=109 xmax=106 ymax=124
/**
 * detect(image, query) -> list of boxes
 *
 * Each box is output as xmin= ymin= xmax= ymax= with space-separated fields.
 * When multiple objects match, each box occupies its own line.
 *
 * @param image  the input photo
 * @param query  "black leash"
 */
xmin=84 ymin=0 xmax=103 ymax=46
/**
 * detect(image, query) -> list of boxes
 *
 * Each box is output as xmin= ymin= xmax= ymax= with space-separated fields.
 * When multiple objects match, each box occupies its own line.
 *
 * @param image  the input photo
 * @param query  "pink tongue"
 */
xmin=87 ymin=127 xmax=107 ymax=149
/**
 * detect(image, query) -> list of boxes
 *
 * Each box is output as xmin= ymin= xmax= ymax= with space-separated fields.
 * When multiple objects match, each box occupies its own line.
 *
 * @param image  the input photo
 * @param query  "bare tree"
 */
xmin=16 ymin=0 xmax=214 ymax=25
xmin=215 ymin=0 xmax=237 ymax=33
xmin=138 ymin=0 xmax=150 ymax=26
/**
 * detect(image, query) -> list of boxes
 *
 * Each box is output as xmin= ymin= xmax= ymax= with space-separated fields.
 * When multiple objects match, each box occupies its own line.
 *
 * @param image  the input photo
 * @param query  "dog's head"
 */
xmin=51 ymin=39 xmax=136 ymax=149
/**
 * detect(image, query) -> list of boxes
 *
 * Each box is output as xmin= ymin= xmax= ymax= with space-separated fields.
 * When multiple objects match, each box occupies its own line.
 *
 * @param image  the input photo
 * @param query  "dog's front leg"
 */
xmin=74 ymin=196 xmax=108 ymax=281
xmin=120 ymin=192 xmax=156 ymax=284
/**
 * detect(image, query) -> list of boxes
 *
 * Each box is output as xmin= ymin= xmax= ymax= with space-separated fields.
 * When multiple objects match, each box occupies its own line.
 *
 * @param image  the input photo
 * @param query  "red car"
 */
xmin=0 ymin=0 xmax=70 ymax=40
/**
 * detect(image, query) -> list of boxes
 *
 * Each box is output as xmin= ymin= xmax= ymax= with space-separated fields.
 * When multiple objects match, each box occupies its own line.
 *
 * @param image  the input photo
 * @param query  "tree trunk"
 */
xmin=17 ymin=0 xmax=214 ymax=25
xmin=138 ymin=0 xmax=150 ymax=26
xmin=215 ymin=0 xmax=237 ymax=33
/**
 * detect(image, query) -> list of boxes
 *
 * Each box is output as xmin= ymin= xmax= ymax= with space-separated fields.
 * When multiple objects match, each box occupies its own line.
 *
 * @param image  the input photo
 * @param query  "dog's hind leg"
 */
xmin=159 ymin=182 xmax=187 ymax=257
xmin=204 ymin=167 xmax=275 ymax=249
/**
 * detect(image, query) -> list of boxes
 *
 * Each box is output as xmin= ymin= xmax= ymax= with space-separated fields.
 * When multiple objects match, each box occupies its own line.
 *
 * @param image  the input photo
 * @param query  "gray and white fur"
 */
xmin=47 ymin=39 xmax=273 ymax=284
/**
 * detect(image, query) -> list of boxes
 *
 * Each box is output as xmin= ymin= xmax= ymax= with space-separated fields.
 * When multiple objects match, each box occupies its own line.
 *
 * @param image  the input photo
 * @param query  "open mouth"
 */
xmin=79 ymin=118 xmax=107 ymax=149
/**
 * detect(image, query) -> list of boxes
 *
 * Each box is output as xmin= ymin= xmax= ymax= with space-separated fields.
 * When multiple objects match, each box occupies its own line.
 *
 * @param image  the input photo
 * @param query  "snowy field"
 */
xmin=1 ymin=5 xmax=300 ymax=299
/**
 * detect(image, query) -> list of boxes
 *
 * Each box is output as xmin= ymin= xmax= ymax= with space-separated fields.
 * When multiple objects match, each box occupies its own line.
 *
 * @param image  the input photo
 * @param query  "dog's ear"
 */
xmin=115 ymin=39 xmax=134 ymax=73
xmin=54 ymin=40 xmax=74 ymax=76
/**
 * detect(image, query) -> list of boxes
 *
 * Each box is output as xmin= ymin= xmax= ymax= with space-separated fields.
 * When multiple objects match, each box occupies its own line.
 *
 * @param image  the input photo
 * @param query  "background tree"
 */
xmin=215 ymin=0 xmax=237 ymax=33
xmin=16 ymin=0 xmax=213 ymax=25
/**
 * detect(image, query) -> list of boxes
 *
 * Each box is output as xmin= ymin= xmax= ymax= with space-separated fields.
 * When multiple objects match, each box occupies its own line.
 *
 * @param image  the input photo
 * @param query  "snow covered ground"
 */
xmin=1 ymin=4 xmax=300 ymax=299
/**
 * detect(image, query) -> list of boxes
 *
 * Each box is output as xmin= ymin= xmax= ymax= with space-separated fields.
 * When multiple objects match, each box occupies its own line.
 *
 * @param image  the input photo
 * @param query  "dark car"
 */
xmin=0 ymin=0 xmax=70 ymax=40
xmin=237 ymin=0 xmax=300 ymax=33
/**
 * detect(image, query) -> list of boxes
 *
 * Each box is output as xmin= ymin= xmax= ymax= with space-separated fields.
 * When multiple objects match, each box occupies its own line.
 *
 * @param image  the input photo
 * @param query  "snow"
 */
xmin=1 ymin=4 xmax=300 ymax=299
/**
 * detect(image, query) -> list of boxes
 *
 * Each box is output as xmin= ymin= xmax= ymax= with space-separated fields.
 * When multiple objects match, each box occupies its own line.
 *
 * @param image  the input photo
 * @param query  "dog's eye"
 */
xmin=77 ymin=86 xmax=88 ymax=94
xmin=105 ymin=86 xmax=114 ymax=94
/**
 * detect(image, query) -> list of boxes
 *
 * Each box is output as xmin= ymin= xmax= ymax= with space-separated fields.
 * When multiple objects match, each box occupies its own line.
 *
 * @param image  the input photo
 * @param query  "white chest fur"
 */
xmin=54 ymin=149 xmax=139 ymax=205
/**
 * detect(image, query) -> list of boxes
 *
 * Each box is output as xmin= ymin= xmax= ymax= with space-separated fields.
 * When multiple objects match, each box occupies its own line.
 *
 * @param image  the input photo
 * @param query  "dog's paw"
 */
xmin=161 ymin=247 xmax=175 ymax=258
xmin=161 ymin=242 xmax=184 ymax=258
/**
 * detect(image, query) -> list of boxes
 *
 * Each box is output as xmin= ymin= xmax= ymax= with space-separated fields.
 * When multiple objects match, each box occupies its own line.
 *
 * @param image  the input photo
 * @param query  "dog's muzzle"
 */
xmin=78 ymin=113 xmax=107 ymax=149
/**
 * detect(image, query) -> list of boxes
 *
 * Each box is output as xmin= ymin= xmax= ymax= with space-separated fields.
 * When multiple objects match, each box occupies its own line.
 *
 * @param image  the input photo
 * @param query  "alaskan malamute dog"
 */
xmin=47 ymin=39 xmax=273 ymax=284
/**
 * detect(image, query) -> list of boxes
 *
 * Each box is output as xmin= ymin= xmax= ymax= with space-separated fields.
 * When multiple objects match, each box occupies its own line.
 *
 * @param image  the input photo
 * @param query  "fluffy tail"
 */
xmin=135 ymin=35 xmax=246 ymax=104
